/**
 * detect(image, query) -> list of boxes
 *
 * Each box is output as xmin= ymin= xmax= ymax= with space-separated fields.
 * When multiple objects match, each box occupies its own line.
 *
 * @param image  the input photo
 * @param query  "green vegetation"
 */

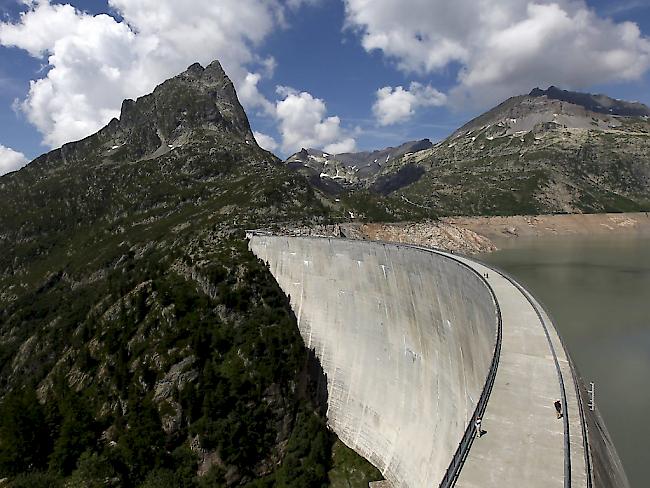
xmin=328 ymin=440 xmax=383 ymax=488
xmin=0 ymin=236 xmax=337 ymax=486
xmin=377 ymin=121 xmax=650 ymax=216
xmin=339 ymin=189 xmax=437 ymax=222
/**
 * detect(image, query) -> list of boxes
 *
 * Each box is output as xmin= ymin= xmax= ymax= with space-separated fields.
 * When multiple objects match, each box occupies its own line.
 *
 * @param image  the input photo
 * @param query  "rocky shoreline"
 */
xmin=276 ymin=212 xmax=650 ymax=255
xmin=446 ymin=212 xmax=650 ymax=247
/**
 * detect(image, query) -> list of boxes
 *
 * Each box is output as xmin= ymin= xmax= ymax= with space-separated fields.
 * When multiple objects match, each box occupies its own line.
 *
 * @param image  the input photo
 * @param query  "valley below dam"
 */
xmin=479 ymin=234 xmax=650 ymax=487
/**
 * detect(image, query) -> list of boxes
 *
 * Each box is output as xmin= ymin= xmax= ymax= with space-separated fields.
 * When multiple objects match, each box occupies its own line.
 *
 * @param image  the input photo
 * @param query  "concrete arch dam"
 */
xmin=248 ymin=235 xmax=629 ymax=488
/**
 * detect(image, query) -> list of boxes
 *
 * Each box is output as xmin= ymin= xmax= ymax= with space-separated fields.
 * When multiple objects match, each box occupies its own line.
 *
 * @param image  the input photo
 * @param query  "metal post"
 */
xmin=588 ymin=382 xmax=595 ymax=411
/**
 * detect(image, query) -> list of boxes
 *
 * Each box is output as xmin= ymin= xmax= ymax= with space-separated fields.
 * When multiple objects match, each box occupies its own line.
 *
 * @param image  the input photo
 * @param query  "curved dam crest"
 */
xmin=249 ymin=235 xmax=499 ymax=487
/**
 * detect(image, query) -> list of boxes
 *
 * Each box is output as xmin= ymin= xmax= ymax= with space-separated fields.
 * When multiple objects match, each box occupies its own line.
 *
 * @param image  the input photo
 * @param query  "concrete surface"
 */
xmin=249 ymin=236 xmax=498 ymax=488
xmin=248 ymin=234 xmax=627 ymax=488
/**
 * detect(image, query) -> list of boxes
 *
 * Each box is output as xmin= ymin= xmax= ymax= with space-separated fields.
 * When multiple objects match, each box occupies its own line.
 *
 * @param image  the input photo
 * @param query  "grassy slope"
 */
xmin=377 ymin=125 xmax=650 ymax=216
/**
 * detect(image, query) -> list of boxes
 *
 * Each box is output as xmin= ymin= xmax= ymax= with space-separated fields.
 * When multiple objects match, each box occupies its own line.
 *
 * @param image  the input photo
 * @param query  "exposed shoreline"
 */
xmin=277 ymin=213 xmax=650 ymax=255
xmin=445 ymin=212 xmax=650 ymax=249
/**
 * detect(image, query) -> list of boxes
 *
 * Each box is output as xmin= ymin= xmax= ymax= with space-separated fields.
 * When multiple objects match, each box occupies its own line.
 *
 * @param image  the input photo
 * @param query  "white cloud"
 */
xmin=344 ymin=0 xmax=650 ymax=108
xmin=0 ymin=0 xmax=288 ymax=147
xmin=0 ymin=144 xmax=28 ymax=176
xmin=373 ymin=82 xmax=446 ymax=125
xmin=239 ymin=72 xmax=276 ymax=116
xmin=260 ymin=56 xmax=277 ymax=78
xmin=253 ymin=131 xmax=279 ymax=152
xmin=323 ymin=138 xmax=356 ymax=154
xmin=274 ymin=89 xmax=356 ymax=154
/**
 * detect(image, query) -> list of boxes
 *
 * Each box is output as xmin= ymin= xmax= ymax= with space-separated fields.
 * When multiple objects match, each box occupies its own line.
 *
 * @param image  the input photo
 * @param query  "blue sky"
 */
xmin=1 ymin=0 xmax=650 ymax=173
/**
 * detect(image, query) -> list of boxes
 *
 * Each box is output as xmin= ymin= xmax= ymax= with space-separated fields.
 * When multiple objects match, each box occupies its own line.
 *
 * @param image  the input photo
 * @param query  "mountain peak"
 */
xmin=184 ymin=61 xmax=205 ymax=76
xmin=119 ymin=59 xmax=250 ymax=133
xmin=528 ymin=86 xmax=650 ymax=117
xmin=451 ymin=85 xmax=650 ymax=139
xmin=22 ymin=59 xmax=260 ymax=170
xmin=95 ymin=59 xmax=255 ymax=160
xmin=181 ymin=60 xmax=228 ymax=81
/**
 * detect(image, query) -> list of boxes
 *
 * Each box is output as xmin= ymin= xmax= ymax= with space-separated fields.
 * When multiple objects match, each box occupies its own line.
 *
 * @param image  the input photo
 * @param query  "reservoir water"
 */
xmin=480 ymin=236 xmax=650 ymax=487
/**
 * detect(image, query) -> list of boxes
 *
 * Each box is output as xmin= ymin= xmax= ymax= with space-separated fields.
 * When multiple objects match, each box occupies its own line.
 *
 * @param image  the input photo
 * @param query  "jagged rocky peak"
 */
xmin=335 ymin=139 xmax=433 ymax=166
xmin=286 ymin=148 xmax=329 ymax=164
xmin=283 ymin=139 xmax=434 ymax=192
xmin=24 ymin=60 xmax=262 ymax=171
xmin=114 ymin=60 xmax=254 ymax=148
xmin=286 ymin=139 xmax=433 ymax=169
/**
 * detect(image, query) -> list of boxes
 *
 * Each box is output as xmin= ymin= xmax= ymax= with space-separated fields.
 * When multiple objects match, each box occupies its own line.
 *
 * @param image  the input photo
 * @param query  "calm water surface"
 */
xmin=480 ymin=236 xmax=650 ymax=487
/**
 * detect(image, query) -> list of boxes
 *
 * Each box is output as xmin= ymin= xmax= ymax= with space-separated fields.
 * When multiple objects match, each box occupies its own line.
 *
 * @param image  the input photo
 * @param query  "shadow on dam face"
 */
xmin=249 ymin=235 xmax=499 ymax=488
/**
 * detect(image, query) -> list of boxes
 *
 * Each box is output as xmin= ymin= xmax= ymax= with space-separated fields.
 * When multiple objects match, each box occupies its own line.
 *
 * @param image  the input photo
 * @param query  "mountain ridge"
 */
xmin=529 ymin=85 xmax=650 ymax=117
xmin=283 ymin=139 xmax=433 ymax=199
xmin=280 ymin=85 xmax=650 ymax=215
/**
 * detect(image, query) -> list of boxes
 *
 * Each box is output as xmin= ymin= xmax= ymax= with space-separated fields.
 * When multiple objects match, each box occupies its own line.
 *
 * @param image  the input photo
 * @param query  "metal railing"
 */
xmin=522 ymin=283 xmax=594 ymax=488
xmin=568 ymin=356 xmax=594 ymax=488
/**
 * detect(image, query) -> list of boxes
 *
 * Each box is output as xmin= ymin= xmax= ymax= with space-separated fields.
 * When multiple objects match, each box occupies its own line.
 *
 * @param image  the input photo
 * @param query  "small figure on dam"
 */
xmin=554 ymin=399 xmax=563 ymax=419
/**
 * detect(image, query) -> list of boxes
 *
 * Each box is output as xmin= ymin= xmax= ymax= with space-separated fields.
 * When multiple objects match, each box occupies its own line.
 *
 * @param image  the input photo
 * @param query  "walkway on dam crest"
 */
xmin=431 ymin=249 xmax=589 ymax=488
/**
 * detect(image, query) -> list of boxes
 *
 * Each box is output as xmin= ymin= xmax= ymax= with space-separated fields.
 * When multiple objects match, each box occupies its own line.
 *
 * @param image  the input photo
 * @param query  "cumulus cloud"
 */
xmin=274 ymin=88 xmax=356 ymax=154
xmin=322 ymin=138 xmax=356 ymax=154
xmin=0 ymin=145 xmax=28 ymax=176
xmin=253 ymin=131 xmax=279 ymax=152
xmin=344 ymin=0 xmax=650 ymax=107
xmin=0 ymin=0 xmax=288 ymax=147
xmin=239 ymin=72 xmax=276 ymax=116
xmin=373 ymin=82 xmax=446 ymax=125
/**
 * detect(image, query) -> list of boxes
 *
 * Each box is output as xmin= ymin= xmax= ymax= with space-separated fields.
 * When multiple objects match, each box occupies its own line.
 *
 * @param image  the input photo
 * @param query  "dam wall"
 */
xmin=248 ymin=235 xmax=499 ymax=487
